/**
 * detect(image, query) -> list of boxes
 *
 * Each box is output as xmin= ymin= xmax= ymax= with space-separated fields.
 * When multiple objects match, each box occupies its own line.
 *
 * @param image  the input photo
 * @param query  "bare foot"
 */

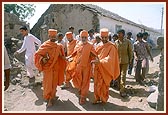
xmin=46 ymin=99 xmax=53 ymax=108
xmin=79 ymin=97 xmax=86 ymax=105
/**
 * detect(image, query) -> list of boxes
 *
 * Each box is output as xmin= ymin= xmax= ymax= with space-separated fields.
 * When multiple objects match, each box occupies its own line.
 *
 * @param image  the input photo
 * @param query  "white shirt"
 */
xmin=93 ymin=41 xmax=103 ymax=49
xmin=17 ymin=33 xmax=41 ymax=56
xmin=56 ymin=39 xmax=67 ymax=53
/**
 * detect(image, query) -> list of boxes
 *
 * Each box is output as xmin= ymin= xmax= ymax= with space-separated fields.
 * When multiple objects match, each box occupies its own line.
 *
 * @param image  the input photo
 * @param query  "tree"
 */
xmin=4 ymin=4 xmax=36 ymax=21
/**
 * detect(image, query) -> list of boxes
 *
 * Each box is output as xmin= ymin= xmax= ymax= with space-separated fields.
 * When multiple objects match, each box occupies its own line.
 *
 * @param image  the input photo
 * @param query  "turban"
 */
xmin=48 ymin=29 xmax=57 ymax=37
xmin=66 ymin=32 xmax=73 ymax=39
xmin=80 ymin=30 xmax=88 ymax=38
xmin=100 ymin=28 xmax=109 ymax=37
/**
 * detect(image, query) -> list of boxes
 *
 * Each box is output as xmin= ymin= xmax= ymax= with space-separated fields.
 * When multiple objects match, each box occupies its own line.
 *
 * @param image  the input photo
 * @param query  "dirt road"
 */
xmin=3 ymin=49 xmax=161 ymax=112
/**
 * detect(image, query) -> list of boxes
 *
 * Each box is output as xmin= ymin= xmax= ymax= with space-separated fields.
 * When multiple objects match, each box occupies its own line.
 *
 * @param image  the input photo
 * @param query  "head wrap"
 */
xmin=100 ymin=28 xmax=109 ymax=37
xmin=80 ymin=30 xmax=88 ymax=38
xmin=48 ymin=29 xmax=57 ymax=37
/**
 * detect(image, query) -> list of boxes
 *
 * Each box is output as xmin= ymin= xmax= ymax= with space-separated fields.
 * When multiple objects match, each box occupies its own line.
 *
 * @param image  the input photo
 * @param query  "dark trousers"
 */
xmin=134 ymin=59 xmax=147 ymax=83
xmin=128 ymin=57 xmax=134 ymax=75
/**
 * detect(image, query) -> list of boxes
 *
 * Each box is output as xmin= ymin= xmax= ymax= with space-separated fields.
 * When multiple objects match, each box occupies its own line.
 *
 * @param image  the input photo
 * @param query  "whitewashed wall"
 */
xmin=98 ymin=16 xmax=161 ymax=44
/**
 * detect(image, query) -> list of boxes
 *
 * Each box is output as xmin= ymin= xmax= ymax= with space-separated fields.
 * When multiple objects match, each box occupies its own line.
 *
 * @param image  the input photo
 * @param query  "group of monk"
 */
xmin=10 ymin=25 xmax=153 ymax=108
xmin=33 ymin=27 xmax=120 ymax=107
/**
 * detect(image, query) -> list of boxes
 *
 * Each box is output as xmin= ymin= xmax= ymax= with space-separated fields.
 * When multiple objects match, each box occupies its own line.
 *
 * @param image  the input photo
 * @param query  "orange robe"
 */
xmin=72 ymin=42 xmax=97 ymax=98
xmin=94 ymin=41 xmax=120 ymax=103
xmin=65 ymin=39 xmax=77 ymax=83
xmin=34 ymin=40 xmax=66 ymax=100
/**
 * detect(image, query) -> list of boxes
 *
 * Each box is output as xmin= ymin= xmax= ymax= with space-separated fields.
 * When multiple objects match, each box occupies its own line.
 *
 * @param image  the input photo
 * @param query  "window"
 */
xmin=115 ymin=25 xmax=122 ymax=33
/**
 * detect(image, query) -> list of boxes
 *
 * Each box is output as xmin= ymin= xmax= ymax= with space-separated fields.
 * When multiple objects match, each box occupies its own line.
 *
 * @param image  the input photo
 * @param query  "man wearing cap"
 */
xmin=92 ymin=28 xmax=120 ymax=104
xmin=115 ymin=29 xmax=133 ymax=97
xmin=14 ymin=25 xmax=41 ymax=86
xmin=34 ymin=29 xmax=66 ymax=107
xmin=134 ymin=32 xmax=153 ymax=85
xmin=66 ymin=30 xmax=98 ymax=105
xmin=61 ymin=32 xmax=78 ymax=89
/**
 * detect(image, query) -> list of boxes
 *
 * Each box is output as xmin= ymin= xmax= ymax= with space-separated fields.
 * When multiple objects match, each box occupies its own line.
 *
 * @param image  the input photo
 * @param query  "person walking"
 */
xmin=134 ymin=32 xmax=153 ymax=85
xmin=115 ymin=29 xmax=133 ymax=97
xmin=93 ymin=28 xmax=120 ymax=104
xmin=34 ymin=29 xmax=66 ymax=107
xmin=14 ymin=26 xmax=41 ymax=86
xmin=66 ymin=30 xmax=98 ymax=105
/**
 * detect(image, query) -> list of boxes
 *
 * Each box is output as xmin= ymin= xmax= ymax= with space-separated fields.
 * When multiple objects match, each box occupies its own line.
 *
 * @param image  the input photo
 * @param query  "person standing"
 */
xmin=14 ymin=26 xmax=41 ymax=86
xmin=88 ymin=29 xmax=95 ymax=44
xmin=61 ymin=32 xmax=78 ymax=89
xmin=111 ymin=34 xmax=118 ymax=43
xmin=56 ymin=32 xmax=67 ymax=56
xmin=142 ymin=32 xmax=155 ymax=74
xmin=66 ymin=30 xmax=98 ymax=105
xmin=75 ymin=29 xmax=83 ymax=41
xmin=93 ymin=33 xmax=103 ymax=49
xmin=126 ymin=32 xmax=135 ymax=75
xmin=115 ymin=29 xmax=133 ymax=97
xmin=4 ymin=46 xmax=11 ymax=91
xmin=134 ymin=32 xmax=153 ymax=85
xmin=93 ymin=28 xmax=120 ymax=104
xmin=34 ymin=29 xmax=66 ymax=107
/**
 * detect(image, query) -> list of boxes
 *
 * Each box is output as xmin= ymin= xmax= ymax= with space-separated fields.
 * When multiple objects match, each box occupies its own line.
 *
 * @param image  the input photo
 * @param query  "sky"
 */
xmin=25 ymin=3 xmax=165 ymax=30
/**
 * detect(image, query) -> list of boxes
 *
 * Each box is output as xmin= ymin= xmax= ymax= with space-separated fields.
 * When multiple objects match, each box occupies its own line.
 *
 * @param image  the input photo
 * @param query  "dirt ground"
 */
xmin=3 ymin=49 xmax=162 ymax=112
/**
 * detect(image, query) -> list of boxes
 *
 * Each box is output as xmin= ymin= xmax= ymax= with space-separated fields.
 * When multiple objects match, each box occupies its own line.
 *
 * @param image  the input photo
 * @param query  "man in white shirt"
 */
xmin=14 ymin=26 xmax=41 ymax=85
xmin=56 ymin=32 xmax=67 ymax=56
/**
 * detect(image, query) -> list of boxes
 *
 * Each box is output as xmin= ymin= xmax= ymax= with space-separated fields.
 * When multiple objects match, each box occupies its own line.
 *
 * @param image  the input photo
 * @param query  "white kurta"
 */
xmin=17 ymin=33 xmax=41 ymax=78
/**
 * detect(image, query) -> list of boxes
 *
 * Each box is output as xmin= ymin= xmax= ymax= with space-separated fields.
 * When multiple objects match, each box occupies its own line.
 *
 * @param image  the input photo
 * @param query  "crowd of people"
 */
xmin=4 ymin=25 xmax=155 ymax=108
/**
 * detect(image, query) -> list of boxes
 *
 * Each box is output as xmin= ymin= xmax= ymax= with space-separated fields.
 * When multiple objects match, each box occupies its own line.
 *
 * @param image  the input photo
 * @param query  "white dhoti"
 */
xmin=25 ymin=54 xmax=37 ymax=78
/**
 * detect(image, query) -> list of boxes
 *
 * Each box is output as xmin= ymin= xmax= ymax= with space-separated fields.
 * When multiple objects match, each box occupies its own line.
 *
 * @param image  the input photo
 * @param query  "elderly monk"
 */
xmin=92 ymin=28 xmax=120 ymax=104
xmin=34 ymin=29 xmax=66 ymax=107
xmin=61 ymin=32 xmax=78 ymax=89
xmin=66 ymin=30 xmax=99 ymax=105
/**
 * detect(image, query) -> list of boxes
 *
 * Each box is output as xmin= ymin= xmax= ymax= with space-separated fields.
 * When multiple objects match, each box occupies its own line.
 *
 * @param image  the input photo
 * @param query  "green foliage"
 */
xmin=4 ymin=4 xmax=36 ymax=20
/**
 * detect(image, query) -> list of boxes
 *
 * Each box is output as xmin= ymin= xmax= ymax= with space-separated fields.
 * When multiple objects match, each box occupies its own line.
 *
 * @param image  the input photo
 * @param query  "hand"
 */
xmin=42 ymin=57 xmax=48 ymax=64
xmin=134 ymin=57 xmax=138 ymax=61
xmin=4 ymin=81 xmax=9 ymax=91
xmin=66 ymin=56 xmax=71 ymax=61
xmin=14 ymin=51 xmax=19 ymax=56
xmin=91 ymin=59 xmax=99 ymax=64
xmin=68 ymin=58 xmax=73 ymax=62
xmin=151 ymin=57 xmax=154 ymax=62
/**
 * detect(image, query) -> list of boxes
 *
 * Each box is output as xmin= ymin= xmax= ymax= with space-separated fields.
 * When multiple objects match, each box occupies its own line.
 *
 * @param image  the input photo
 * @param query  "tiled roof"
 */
xmin=80 ymin=4 xmax=160 ymax=33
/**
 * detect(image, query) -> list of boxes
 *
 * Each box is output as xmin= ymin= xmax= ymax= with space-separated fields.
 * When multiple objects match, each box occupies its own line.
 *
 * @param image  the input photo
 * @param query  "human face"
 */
xmin=67 ymin=37 xmax=73 ymax=42
xmin=49 ymin=36 xmax=57 ymax=42
xmin=113 ymin=36 xmax=118 ymax=41
xmin=57 ymin=36 xmax=63 ymax=41
xmin=96 ymin=37 xmax=101 ymax=43
xmin=118 ymin=32 xmax=124 ymax=40
xmin=81 ymin=36 xmax=87 ymax=44
xmin=101 ymin=36 xmax=108 ymax=44
xmin=20 ymin=29 xmax=28 ymax=37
